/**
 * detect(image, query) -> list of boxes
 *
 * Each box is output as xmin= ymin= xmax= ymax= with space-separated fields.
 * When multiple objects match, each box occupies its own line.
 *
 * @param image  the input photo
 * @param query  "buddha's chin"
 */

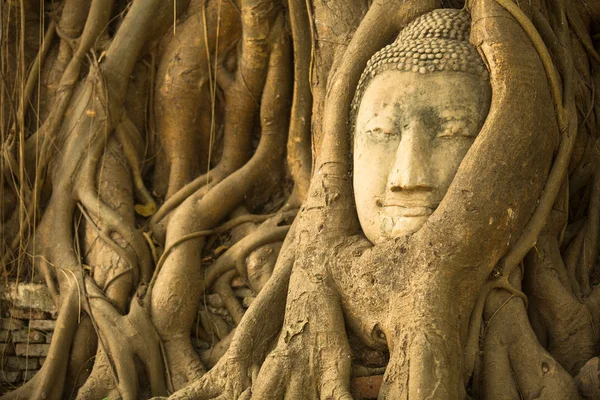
xmin=378 ymin=214 xmax=429 ymax=242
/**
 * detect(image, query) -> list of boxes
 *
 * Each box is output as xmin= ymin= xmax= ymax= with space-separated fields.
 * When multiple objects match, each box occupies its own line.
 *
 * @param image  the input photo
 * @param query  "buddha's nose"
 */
xmin=387 ymin=123 xmax=433 ymax=192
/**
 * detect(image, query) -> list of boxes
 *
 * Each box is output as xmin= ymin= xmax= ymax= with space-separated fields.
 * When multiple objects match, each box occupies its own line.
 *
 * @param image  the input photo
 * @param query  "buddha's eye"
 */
xmin=437 ymin=120 xmax=475 ymax=139
xmin=365 ymin=127 xmax=394 ymax=138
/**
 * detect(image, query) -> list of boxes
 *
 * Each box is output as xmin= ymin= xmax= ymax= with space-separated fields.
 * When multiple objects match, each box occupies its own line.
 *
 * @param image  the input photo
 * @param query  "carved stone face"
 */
xmin=354 ymin=70 xmax=491 ymax=244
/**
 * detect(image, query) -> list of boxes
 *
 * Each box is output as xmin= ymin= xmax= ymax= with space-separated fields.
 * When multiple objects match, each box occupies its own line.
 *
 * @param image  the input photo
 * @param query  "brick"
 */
xmin=351 ymin=375 xmax=383 ymax=400
xmin=23 ymin=369 xmax=39 ymax=381
xmin=38 ymin=357 xmax=46 ymax=366
xmin=11 ymin=329 xmax=46 ymax=343
xmin=0 ymin=318 xmax=25 ymax=331
xmin=29 ymin=320 xmax=56 ymax=331
xmin=45 ymin=332 xmax=53 ymax=343
xmin=5 ymin=355 xmax=39 ymax=370
xmin=1 ymin=283 xmax=56 ymax=313
xmin=0 ymin=331 xmax=10 ymax=342
xmin=15 ymin=344 xmax=50 ymax=357
xmin=0 ymin=368 xmax=21 ymax=384
xmin=9 ymin=308 xmax=50 ymax=320
xmin=0 ymin=341 xmax=16 ymax=355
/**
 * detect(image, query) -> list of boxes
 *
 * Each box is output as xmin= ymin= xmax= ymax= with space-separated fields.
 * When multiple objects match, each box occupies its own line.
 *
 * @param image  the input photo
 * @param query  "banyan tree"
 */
xmin=2 ymin=0 xmax=600 ymax=399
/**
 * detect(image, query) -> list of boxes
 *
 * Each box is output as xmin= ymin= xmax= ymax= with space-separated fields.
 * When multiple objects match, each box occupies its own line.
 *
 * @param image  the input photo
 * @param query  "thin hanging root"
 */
xmin=205 ymin=225 xmax=290 ymax=290
xmin=566 ymin=6 xmax=600 ymax=65
xmin=199 ymin=309 xmax=232 ymax=341
xmin=115 ymin=115 xmax=157 ymax=217
xmin=20 ymin=19 xmax=57 ymax=117
xmin=495 ymin=0 xmax=576 ymax=279
xmin=287 ymin=0 xmax=313 ymax=200
xmin=565 ymin=224 xmax=585 ymax=297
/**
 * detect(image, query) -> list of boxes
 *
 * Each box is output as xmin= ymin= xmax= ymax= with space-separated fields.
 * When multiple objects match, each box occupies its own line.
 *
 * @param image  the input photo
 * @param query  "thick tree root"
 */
xmin=149 ymin=11 xmax=292 ymax=389
xmin=479 ymin=275 xmax=578 ymax=399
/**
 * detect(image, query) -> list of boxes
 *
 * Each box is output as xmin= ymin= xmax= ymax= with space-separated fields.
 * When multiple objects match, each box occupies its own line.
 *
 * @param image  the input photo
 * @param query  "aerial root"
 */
xmin=76 ymin=281 xmax=169 ymax=400
xmin=78 ymin=188 xmax=153 ymax=283
xmin=205 ymin=223 xmax=291 ymax=290
xmin=479 ymin=279 xmax=579 ymax=399
xmin=115 ymin=115 xmax=157 ymax=217
xmin=464 ymin=274 xmax=527 ymax=384
xmin=77 ymin=202 xmax=139 ymax=288
xmin=214 ymin=270 xmax=245 ymax=324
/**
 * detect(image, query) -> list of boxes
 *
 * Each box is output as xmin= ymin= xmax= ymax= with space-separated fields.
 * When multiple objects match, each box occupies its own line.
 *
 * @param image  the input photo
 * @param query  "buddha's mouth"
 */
xmin=383 ymin=205 xmax=434 ymax=217
xmin=376 ymin=198 xmax=438 ymax=217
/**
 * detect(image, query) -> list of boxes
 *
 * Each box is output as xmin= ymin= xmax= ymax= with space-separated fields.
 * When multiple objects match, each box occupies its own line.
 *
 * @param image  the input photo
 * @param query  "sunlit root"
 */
xmin=149 ymin=11 xmax=292 ymax=389
xmin=479 ymin=271 xmax=578 ymax=400
xmin=164 ymin=228 xmax=297 ymax=400
xmin=76 ymin=283 xmax=169 ymax=400
xmin=152 ymin=0 xmax=240 ymax=201
xmin=524 ymin=235 xmax=596 ymax=375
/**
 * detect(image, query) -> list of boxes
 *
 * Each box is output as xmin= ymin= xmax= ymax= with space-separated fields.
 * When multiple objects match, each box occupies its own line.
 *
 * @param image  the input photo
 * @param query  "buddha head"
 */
xmin=352 ymin=9 xmax=491 ymax=244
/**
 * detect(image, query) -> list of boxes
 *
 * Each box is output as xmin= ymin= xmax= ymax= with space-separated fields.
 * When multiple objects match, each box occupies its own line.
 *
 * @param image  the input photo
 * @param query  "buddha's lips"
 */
xmin=376 ymin=201 xmax=438 ymax=217
xmin=376 ymin=198 xmax=439 ymax=217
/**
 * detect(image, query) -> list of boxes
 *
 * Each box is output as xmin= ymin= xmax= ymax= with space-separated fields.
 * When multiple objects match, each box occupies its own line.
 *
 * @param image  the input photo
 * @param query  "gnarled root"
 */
xmin=149 ymin=10 xmax=291 ymax=389
xmin=163 ymin=229 xmax=297 ymax=400
xmin=478 ymin=269 xmax=578 ymax=399
xmin=251 ymin=264 xmax=353 ymax=399
xmin=76 ymin=283 xmax=169 ymax=400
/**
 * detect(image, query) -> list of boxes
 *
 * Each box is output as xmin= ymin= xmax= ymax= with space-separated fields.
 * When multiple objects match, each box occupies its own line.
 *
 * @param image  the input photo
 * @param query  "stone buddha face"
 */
xmin=353 ymin=70 xmax=491 ymax=244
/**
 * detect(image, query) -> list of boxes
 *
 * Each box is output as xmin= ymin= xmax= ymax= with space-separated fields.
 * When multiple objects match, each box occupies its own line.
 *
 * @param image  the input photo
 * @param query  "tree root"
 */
xmin=163 ymin=224 xmax=297 ymax=399
xmin=479 ymin=273 xmax=578 ymax=399
xmin=525 ymin=235 xmax=596 ymax=376
xmin=149 ymin=11 xmax=291 ymax=389
xmin=287 ymin=0 xmax=313 ymax=200
xmin=204 ymin=223 xmax=291 ymax=290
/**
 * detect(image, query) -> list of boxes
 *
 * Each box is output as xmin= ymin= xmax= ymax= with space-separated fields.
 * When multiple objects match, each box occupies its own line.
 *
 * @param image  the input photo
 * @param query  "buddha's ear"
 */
xmin=302 ymin=0 xmax=441 ymax=238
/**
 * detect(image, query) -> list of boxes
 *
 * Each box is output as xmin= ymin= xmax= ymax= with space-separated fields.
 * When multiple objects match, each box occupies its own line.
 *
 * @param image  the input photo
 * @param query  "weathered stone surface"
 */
xmin=0 ymin=318 xmax=25 ymax=331
xmin=0 ymin=283 xmax=56 ymax=313
xmin=4 ymin=355 xmax=39 ymax=370
xmin=45 ymin=332 xmax=53 ymax=343
xmin=0 ymin=331 xmax=10 ymax=342
xmin=0 ymin=368 xmax=21 ymax=384
xmin=38 ymin=357 xmax=46 ymax=366
xmin=9 ymin=308 xmax=51 ymax=320
xmin=29 ymin=320 xmax=56 ymax=331
xmin=11 ymin=329 xmax=46 ymax=343
xmin=15 ymin=344 xmax=50 ymax=357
